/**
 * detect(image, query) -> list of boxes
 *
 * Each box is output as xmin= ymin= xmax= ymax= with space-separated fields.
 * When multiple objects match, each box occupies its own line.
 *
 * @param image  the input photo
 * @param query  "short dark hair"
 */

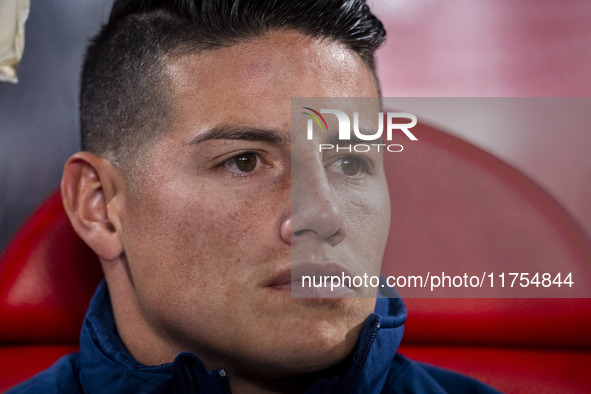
xmin=80 ymin=0 xmax=386 ymax=165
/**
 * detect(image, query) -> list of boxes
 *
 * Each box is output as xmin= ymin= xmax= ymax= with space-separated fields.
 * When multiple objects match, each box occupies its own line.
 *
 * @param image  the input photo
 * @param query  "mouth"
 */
xmin=266 ymin=262 xmax=357 ymax=298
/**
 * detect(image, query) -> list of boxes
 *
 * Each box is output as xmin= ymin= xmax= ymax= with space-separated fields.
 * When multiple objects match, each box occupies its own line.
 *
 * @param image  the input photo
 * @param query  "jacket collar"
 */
xmin=79 ymin=281 xmax=407 ymax=393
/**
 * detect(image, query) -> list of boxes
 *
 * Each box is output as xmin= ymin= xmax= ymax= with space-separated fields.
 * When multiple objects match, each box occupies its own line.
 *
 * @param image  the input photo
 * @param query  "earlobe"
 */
xmin=61 ymin=152 xmax=124 ymax=261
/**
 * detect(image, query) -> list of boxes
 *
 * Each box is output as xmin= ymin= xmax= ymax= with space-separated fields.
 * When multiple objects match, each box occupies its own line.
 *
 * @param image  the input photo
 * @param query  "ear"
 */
xmin=61 ymin=152 xmax=125 ymax=261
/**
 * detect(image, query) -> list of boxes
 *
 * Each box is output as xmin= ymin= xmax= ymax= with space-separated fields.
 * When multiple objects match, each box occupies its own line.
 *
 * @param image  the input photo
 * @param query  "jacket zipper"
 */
xmin=345 ymin=318 xmax=380 ymax=394
xmin=217 ymin=369 xmax=232 ymax=393
xmin=183 ymin=363 xmax=199 ymax=393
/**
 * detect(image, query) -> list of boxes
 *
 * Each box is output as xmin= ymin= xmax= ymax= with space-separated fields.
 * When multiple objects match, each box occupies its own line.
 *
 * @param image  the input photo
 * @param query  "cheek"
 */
xmin=121 ymin=184 xmax=283 ymax=292
xmin=119 ymin=187 xmax=287 ymax=338
xmin=340 ymin=180 xmax=391 ymax=258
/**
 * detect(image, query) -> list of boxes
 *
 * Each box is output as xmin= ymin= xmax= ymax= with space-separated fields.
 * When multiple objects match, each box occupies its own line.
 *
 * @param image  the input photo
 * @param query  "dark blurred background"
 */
xmin=0 ymin=0 xmax=115 ymax=251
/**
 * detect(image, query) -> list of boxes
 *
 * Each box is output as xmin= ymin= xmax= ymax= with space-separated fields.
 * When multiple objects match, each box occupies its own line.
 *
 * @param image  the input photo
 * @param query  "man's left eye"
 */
xmin=340 ymin=157 xmax=361 ymax=176
xmin=332 ymin=156 xmax=366 ymax=176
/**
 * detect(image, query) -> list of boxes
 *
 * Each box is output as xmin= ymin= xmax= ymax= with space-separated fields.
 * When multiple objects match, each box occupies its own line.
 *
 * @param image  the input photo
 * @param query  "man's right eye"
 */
xmin=234 ymin=152 xmax=258 ymax=172
xmin=216 ymin=152 xmax=262 ymax=174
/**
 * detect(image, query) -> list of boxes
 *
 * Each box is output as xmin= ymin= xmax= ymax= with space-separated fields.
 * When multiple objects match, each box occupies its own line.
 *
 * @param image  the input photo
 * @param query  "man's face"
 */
xmin=116 ymin=31 xmax=390 ymax=377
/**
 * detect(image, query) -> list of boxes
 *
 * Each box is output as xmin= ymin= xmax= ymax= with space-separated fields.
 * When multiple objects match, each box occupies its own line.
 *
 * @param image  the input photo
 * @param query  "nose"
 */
xmin=280 ymin=156 xmax=345 ymax=246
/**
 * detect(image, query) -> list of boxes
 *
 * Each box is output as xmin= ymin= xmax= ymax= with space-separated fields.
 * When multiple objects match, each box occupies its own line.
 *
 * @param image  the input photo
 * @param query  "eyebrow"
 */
xmin=188 ymin=125 xmax=288 ymax=145
xmin=326 ymin=132 xmax=385 ymax=146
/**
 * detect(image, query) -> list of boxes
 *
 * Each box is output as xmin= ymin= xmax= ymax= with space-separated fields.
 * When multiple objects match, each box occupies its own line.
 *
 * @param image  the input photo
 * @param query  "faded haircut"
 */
xmin=80 ymin=0 xmax=386 ymax=165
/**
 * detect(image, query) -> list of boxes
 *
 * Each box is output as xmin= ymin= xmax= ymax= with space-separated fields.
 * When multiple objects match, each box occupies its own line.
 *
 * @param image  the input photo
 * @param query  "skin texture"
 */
xmin=61 ymin=30 xmax=391 ymax=393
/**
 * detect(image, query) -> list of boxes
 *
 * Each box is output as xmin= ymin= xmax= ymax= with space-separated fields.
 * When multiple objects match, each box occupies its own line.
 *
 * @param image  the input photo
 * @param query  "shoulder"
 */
xmin=7 ymin=353 xmax=83 ymax=394
xmin=385 ymin=353 xmax=502 ymax=393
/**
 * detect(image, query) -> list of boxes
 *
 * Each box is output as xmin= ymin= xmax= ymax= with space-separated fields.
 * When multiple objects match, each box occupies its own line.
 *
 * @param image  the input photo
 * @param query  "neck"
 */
xmin=225 ymin=356 xmax=351 ymax=394
xmin=102 ymin=261 xmax=182 ymax=365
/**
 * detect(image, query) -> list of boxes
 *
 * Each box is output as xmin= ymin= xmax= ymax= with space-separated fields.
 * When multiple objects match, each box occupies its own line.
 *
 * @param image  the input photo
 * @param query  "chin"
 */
xmin=266 ymin=314 xmax=366 ymax=376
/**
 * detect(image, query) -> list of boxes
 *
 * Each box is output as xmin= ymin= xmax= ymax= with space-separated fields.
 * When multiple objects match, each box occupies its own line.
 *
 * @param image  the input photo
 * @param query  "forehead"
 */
xmin=163 ymin=30 xmax=378 ymax=138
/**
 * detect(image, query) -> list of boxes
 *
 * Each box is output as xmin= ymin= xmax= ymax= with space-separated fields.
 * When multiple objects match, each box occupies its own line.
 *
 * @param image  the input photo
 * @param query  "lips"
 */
xmin=266 ymin=262 xmax=357 ymax=298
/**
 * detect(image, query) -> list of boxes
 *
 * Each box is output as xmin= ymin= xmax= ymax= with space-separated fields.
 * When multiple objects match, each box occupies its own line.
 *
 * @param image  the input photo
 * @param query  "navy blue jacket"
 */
xmin=8 ymin=281 xmax=501 ymax=393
